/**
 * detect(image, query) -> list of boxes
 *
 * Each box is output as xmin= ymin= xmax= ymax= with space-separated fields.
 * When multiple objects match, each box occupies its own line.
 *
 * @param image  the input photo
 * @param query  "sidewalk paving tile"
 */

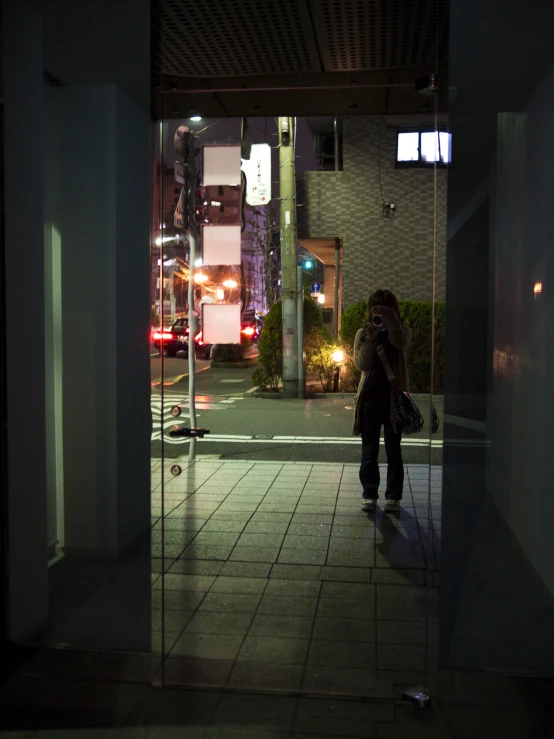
xmin=230 ymin=546 xmax=280 ymax=563
xmin=278 ymin=549 xmax=328 ymax=565
xmin=199 ymin=592 xmax=262 ymax=613
xmin=147 ymin=459 xmax=449 ymax=702
xmin=249 ymin=614 xmax=314 ymax=638
xmin=209 ymin=576 xmax=268 ymax=594
xmin=227 ymin=661 xmax=304 ymax=692
xmin=258 ymin=594 xmax=319 ymax=616
xmin=184 ymin=611 xmax=253 ymax=636
xmin=220 ymin=561 xmax=272 ymax=578
xmin=238 ymin=636 xmax=310 ymax=665
xmin=264 ymin=579 xmax=322 ymax=598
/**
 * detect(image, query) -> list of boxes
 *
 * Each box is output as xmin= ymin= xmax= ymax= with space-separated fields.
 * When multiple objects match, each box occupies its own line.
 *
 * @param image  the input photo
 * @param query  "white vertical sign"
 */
xmin=241 ymin=143 xmax=272 ymax=206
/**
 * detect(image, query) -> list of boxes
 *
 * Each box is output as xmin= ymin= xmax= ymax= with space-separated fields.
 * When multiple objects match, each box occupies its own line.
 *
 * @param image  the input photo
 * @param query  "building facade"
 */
xmin=297 ymin=116 xmax=447 ymax=307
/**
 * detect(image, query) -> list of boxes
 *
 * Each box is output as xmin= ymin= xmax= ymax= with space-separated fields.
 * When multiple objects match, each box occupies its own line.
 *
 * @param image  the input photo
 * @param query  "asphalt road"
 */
xmin=151 ymin=352 xmax=212 ymax=387
xmin=151 ymin=365 xmax=445 ymax=464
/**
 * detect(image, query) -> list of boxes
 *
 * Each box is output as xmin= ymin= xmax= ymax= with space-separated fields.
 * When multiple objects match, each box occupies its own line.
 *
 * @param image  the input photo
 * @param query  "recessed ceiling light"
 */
xmin=189 ymin=114 xmax=202 ymax=122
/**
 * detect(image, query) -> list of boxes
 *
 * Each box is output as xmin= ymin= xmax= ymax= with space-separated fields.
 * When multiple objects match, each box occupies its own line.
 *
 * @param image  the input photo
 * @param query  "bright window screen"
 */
xmin=203 ymin=145 xmax=242 ymax=186
xmin=203 ymin=225 xmax=241 ymax=266
xmin=397 ymin=132 xmax=419 ymax=161
xmin=420 ymin=131 xmax=452 ymax=163
xmin=202 ymin=303 xmax=241 ymax=344
xmin=397 ymin=131 xmax=451 ymax=163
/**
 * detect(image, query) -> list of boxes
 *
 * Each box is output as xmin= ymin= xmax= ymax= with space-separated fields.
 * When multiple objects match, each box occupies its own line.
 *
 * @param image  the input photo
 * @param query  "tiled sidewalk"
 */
xmin=150 ymin=459 xmax=441 ymax=696
xmin=1 ymin=461 xmax=551 ymax=738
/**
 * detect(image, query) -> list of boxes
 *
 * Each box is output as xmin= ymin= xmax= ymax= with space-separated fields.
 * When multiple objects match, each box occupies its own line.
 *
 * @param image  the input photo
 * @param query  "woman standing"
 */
xmin=352 ymin=289 xmax=412 ymax=512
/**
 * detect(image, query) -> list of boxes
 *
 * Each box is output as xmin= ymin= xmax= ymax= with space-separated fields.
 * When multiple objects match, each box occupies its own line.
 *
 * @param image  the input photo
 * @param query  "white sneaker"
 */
xmin=361 ymin=499 xmax=376 ymax=512
xmin=384 ymin=499 xmax=400 ymax=512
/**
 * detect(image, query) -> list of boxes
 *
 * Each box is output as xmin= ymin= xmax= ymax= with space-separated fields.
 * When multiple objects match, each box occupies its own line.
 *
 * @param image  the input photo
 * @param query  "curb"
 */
xmin=249 ymin=389 xmax=357 ymax=399
xmin=307 ymin=392 xmax=356 ymax=398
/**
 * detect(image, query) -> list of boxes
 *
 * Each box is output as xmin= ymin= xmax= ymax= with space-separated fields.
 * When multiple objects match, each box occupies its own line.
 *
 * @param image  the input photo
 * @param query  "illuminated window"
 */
xmin=396 ymin=130 xmax=451 ymax=167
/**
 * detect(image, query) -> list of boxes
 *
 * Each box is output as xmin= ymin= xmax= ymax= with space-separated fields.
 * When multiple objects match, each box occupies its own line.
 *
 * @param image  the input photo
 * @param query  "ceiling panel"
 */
xmin=153 ymin=0 xmax=449 ymax=118
xmin=154 ymin=0 xmax=448 ymax=79
xmin=309 ymin=0 xmax=449 ymax=72
xmin=153 ymin=0 xmax=321 ymax=78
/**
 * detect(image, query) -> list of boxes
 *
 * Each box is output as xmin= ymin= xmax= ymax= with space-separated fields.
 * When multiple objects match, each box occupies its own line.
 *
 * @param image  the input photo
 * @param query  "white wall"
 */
xmin=44 ymin=78 xmax=65 ymax=555
xmin=45 ymin=84 xmax=151 ymax=556
xmin=487 ymin=67 xmax=554 ymax=598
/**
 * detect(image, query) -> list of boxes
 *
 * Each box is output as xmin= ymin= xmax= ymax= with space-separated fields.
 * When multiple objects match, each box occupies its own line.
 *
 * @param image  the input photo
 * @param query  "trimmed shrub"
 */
xmin=253 ymin=298 xmax=337 ymax=392
xmin=307 ymin=332 xmax=338 ymax=392
xmin=212 ymin=337 xmax=253 ymax=363
xmin=212 ymin=344 xmax=243 ymax=362
xmin=339 ymin=301 xmax=367 ymax=349
xmin=339 ymin=299 xmax=445 ymax=394
xmin=252 ymin=301 xmax=283 ymax=391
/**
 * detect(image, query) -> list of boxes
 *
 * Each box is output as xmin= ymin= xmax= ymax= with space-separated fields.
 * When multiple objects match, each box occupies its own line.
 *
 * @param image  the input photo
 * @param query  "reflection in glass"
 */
xmin=421 ymin=131 xmax=451 ymax=163
xmin=397 ymin=131 xmax=419 ymax=161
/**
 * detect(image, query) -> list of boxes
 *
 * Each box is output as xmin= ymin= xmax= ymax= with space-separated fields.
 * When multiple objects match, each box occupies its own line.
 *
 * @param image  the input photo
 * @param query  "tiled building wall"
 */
xmin=296 ymin=116 xmax=447 ymax=308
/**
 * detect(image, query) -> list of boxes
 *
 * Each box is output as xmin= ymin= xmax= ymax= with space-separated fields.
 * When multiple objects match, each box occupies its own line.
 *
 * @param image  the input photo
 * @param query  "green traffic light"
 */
xmin=304 ymin=261 xmax=313 ymax=269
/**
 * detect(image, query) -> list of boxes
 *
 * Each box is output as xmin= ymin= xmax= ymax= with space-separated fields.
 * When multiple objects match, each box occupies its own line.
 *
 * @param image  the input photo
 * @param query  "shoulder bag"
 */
xmin=376 ymin=344 xmax=439 ymax=435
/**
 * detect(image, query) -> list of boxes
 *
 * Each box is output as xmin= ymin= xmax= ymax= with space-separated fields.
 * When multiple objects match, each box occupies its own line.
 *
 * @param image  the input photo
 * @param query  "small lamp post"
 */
xmin=332 ymin=349 xmax=344 ymax=393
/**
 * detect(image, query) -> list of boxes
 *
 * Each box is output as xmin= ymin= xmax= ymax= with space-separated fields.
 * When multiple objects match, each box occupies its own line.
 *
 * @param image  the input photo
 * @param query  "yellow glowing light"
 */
xmin=194 ymin=273 xmax=208 ymax=283
xmin=534 ymin=282 xmax=543 ymax=294
xmin=317 ymin=293 xmax=325 ymax=304
xmin=332 ymin=350 xmax=345 ymax=364
xmin=223 ymin=279 xmax=238 ymax=288
xmin=216 ymin=289 xmax=225 ymax=300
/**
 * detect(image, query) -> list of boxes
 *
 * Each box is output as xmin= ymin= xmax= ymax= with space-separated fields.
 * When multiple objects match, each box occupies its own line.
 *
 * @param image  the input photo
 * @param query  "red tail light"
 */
xmin=241 ymin=326 xmax=255 ymax=336
xmin=154 ymin=331 xmax=173 ymax=340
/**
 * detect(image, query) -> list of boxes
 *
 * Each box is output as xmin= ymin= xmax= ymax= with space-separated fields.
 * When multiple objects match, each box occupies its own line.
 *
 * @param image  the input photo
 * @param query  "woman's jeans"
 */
xmin=359 ymin=398 xmax=404 ymax=500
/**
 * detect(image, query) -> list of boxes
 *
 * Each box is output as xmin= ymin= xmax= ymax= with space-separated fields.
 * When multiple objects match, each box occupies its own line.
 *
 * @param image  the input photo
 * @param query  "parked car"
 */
xmin=241 ymin=310 xmax=264 ymax=342
xmin=152 ymin=317 xmax=212 ymax=359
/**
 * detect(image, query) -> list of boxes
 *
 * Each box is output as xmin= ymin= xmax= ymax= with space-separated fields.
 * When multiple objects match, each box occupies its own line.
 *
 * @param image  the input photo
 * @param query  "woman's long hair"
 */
xmin=367 ymin=289 xmax=401 ymax=321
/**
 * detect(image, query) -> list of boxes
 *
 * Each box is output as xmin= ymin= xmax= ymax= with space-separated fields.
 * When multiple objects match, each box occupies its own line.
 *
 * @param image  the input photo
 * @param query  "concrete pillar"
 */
xmin=46 ymin=85 xmax=151 ymax=557
xmin=3 ymin=0 xmax=49 ymax=642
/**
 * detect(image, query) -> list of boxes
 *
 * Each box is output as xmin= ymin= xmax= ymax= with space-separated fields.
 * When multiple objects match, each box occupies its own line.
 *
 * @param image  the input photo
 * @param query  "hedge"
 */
xmin=253 ymin=298 xmax=337 ymax=391
xmin=212 ymin=337 xmax=252 ymax=363
xmin=339 ymin=300 xmax=445 ymax=394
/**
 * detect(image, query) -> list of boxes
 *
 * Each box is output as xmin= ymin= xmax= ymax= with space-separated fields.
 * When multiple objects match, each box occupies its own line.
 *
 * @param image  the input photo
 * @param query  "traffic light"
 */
xmin=304 ymin=260 xmax=313 ymax=269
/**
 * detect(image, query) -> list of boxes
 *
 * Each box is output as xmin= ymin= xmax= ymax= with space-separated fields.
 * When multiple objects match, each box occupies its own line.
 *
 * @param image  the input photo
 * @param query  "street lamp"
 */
xmin=317 ymin=293 xmax=325 ymax=304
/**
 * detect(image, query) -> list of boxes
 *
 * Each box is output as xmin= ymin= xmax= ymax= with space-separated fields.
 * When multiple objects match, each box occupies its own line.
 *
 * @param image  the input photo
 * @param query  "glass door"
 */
xmin=152 ymin=93 xmax=444 ymax=700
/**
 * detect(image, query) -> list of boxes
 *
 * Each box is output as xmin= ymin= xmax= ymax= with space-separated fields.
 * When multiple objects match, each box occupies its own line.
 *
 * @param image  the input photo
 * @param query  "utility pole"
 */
xmin=334 ymin=237 xmax=341 ymax=339
xmin=185 ymin=133 xmax=198 ymax=462
xmin=278 ymin=116 xmax=298 ymax=397
xmin=174 ymin=123 xmax=199 ymax=461
xmin=297 ymin=265 xmax=305 ymax=399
